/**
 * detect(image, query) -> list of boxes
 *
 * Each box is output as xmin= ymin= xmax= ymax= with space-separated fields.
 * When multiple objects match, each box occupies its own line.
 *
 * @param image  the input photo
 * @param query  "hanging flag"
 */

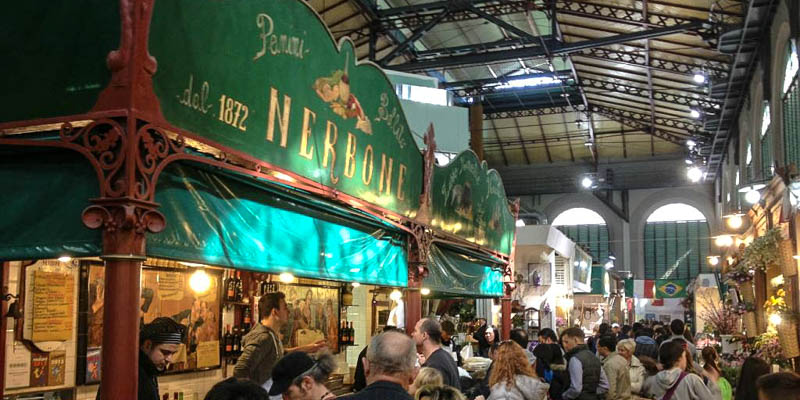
xmin=656 ymin=279 xmax=687 ymax=299
xmin=633 ymin=280 xmax=644 ymax=298
xmin=625 ymin=279 xmax=634 ymax=297
xmin=644 ymin=280 xmax=655 ymax=298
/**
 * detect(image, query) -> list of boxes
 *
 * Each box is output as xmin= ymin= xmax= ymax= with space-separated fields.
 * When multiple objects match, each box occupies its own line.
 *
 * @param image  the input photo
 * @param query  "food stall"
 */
xmin=0 ymin=1 xmax=521 ymax=398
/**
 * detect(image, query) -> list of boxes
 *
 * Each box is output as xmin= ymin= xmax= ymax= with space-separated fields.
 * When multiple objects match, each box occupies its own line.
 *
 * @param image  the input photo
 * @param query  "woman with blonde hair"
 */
xmin=617 ymin=338 xmax=647 ymax=395
xmin=487 ymin=341 xmax=549 ymax=400
xmin=415 ymin=385 xmax=466 ymax=400
xmin=408 ymin=367 xmax=444 ymax=397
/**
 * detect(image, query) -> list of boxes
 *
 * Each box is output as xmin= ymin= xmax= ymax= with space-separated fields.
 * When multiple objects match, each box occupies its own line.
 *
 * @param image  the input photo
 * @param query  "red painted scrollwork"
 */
xmin=60 ymin=120 xmax=127 ymax=198
xmin=407 ymin=222 xmax=433 ymax=286
xmin=134 ymin=123 xmax=186 ymax=200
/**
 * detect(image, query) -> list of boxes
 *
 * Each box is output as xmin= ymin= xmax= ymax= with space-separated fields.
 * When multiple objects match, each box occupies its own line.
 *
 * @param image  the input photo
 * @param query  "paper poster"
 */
xmin=86 ymin=348 xmax=102 ymax=383
xmin=196 ymin=340 xmax=220 ymax=368
xmin=157 ymin=271 xmax=185 ymax=301
xmin=48 ymin=351 xmax=66 ymax=386
xmin=30 ymin=352 xmax=49 ymax=387
xmin=31 ymin=270 xmax=74 ymax=342
xmin=5 ymin=346 xmax=31 ymax=388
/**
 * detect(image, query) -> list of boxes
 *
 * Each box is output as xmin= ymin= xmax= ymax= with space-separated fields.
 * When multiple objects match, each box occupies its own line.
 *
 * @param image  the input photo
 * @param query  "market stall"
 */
xmin=0 ymin=1 xmax=519 ymax=398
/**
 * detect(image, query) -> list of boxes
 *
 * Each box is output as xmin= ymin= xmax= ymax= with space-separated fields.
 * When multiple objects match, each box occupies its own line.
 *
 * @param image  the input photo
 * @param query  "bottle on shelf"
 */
xmin=348 ymin=322 xmax=355 ymax=345
xmin=224 ymin=325 xmax=233 ymax=356
xmin=243 ymin=305 xmax=252 ymax=330
xmin=225 ymin=271 xmax=236 ymax=302
xmin=259 ymin=279 xmax=268 ymax=296
xmin=235 ymin=271 xmax=244 ymax=302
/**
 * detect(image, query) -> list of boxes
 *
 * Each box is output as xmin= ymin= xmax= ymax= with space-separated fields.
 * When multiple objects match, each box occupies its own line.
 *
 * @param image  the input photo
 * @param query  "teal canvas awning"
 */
xmin=423 ymin=244 xmax=503 ymax=298
xmin=0 ymin=147 xmax=102 ymax=260
xmin=148 ymin=162 xmax=408 ymax=287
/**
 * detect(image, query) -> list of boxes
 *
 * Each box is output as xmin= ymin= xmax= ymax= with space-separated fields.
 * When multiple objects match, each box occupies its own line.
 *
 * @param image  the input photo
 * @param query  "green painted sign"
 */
xmin=148 ymin=0 xmax=422 ymax=216
xmin=430 ymin=151 xmax=515 ymax=255
xmin=0 ymin=4 xmax=119 ymax=123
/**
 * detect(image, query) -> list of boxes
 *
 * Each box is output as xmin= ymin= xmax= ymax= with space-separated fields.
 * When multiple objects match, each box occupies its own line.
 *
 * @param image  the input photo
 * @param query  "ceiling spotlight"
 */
xmin=604 ymin=261 xmax=614 ymax=270
xmin=581 ymin=176 xmax=594 ymax=188
xmin=686 ymin=139 xmax=697 ymax=148
xmin=584 ymin=141 xmax=593 ymax=147
xmin=687 ymin=167 xmax=703 ymax=183
xmin=685 ymin=158 xmax=694 ymax=165
xmin=608 ymin=255 xmax=616 ymax=261
xmin=707 ymin=256 xmax=720 ymax=266
xmin=693 ymin=72 xmax=706 ymax=84
xmin=690 ymin=109 xmax=701 ymax=119
xmin=714 ymin=235 xmax=734 ymax=247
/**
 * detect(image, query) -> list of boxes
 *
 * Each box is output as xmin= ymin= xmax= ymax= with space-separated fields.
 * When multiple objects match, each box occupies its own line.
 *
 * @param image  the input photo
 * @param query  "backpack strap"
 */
xmin=662 ymin=372 xmax=689 ymax=400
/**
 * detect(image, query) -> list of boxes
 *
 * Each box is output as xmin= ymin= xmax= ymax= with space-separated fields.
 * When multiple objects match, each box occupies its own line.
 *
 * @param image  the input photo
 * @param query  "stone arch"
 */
xmin=630 ymin=187 xmax=716 ymax=278
xmin=543 ymin=192 xmax=622 ymax=267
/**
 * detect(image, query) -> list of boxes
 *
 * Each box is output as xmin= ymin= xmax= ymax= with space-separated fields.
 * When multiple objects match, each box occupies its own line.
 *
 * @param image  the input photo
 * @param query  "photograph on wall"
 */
xmin=279 ymin=284 xmax=339 ymax=352
xmin=79 ymin=263 xmax=222 ymax=383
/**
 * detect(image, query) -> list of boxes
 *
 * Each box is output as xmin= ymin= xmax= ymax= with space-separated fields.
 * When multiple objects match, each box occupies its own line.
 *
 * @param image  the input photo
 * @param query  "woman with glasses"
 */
xmin=486 ymin=341 xmax=549 ymax=400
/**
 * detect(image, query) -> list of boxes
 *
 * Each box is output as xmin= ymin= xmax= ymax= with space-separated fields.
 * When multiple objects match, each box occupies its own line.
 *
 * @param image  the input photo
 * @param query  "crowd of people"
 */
xmin=130 ymin=293 xmax=800 ymax=400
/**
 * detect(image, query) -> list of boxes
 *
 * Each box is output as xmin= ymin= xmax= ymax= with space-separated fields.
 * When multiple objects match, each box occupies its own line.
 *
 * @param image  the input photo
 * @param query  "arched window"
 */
xmin=761 ymin=102 xmax=773 ymax=178
xmin=644 ymin=204 xmax=710 ymax=280
xmin=783 ymin=40 xmax=800 ymax=167
xmin=552 ymin=208 xmax=610 ymax=262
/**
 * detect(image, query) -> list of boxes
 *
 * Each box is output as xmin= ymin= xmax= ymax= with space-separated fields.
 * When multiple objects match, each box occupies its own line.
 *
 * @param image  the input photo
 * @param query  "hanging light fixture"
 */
xmin=707 ymin=256 xmax=720 ymax=266
xmin=723 ymin=213 xmax=745 ymax=230
xmin=714 ymin=235 xmax=734 ymax=247
xmin=279 ymin=272 xmax=295 ymax=283
xmin=739 ymin=183 xmax=766 ymax=204
xmin=581 ymin=176 xmax=594 ymax=189
xmin=421 ymin=288 xmax=431 ymax=296
xmin=693 ymin=72 xmax=706 ymax=84
xmin=690 ymin=108 xmax=701 ymax=119
xmin=389 ymin=289 xmax=403 ymax=302
xmin=687 ymin=167 xmax=703 ymax=183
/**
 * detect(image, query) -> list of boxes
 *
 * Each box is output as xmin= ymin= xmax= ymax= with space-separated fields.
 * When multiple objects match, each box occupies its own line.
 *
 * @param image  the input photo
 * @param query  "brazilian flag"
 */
xmin=655 ymin=279 xmax=687 ymax=299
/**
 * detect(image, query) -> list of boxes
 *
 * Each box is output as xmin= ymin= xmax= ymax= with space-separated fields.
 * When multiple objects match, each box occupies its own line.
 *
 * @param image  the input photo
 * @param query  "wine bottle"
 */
xmin=259 ymin=279 xmax=268 ymax=296
xmin=225 ymin=271 xmax=236 ymax=301
xmin=348 ymin=322 xmax=355 ymax=345
xmin=243 ymin=306 xmax=252 ymax=330
xmin=235 ymin=271 xmax=244 ymax=302
xmin=224 ymin=325 xmax=233 ymax=356
xmin=234 ymin=328 xmax=243 ymax=355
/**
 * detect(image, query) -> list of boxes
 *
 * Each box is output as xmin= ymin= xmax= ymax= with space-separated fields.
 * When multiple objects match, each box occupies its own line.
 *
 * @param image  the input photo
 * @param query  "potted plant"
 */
xmin=742 ymin=228 xmax=782 ymax=272
xmin=698 ymin=294 xmax=741 ymax=353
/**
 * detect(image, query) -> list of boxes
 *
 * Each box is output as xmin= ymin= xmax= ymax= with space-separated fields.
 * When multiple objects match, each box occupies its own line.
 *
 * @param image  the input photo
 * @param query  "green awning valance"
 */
xmin=423 ymin=244 xmax=503 ymax=298
xmin=0 ymin=147 xmax=102 ymax=260
xmin=148 ymin=162 xmax=408 ymax=287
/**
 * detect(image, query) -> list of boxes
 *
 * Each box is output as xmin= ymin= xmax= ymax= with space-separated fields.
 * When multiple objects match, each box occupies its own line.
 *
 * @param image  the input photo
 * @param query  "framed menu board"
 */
xmin=77 ymin=262 xmax=223 ymax=384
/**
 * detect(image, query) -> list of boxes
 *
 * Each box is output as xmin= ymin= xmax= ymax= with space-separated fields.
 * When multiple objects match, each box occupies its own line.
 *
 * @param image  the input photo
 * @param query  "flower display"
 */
xmin=697 ymin=293 xmax=741 ymax=335
xmin=742 ymin=228 xmax=783 ymax=272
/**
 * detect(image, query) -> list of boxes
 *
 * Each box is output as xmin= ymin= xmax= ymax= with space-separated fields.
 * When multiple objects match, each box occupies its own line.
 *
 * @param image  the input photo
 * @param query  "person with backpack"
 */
xmin=642 ymin=341 xmax=716 ymax=400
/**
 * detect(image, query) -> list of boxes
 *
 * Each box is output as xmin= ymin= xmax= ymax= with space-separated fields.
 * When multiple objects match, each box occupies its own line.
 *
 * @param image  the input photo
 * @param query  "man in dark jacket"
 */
xmin=339 ymin=331 xmax=417 ymax=400
xmin=98 ymin=317 xmax=186 ymax=400
xmin=561 ymin=327 xmax=609 ymax=400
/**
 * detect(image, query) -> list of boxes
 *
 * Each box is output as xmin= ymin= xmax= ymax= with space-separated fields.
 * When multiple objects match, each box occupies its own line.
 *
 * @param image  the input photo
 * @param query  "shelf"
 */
xmin=223 ymin=301 xmax=251 ymax=306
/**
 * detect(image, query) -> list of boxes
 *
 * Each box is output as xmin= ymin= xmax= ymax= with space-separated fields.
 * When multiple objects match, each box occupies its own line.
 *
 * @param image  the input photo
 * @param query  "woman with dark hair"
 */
xmin=487 ymin=341 xmax=549 ymax=400
xmin=734 ymin=357 xmax=770 ymax=400
xmin=532 ymin=343 xmax=570 ymax=400
xmin=642 ymin=341 xmax=715 ymax=400
xmin=702 ymin=347 xmax=730 ymax=400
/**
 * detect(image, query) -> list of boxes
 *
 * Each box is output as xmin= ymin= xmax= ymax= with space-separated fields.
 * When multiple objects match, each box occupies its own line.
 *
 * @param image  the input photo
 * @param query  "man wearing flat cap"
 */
xmin=137 ymin=317 xmax=187 ymax=400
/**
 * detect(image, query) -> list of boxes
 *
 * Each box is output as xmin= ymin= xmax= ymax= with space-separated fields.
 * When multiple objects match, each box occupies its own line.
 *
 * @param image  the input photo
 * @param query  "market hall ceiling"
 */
xmin=309 ymin=0 xmax=776 ymax=193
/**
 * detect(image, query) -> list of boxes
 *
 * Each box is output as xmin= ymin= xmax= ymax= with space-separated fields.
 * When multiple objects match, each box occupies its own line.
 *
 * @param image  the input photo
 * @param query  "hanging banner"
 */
xmin=633 ymin=280 xmax=655 ymax=299
xmin=656 ymin=279 xmax=687 ymax=299
xmin=148 ymin=0 xmax=423 ymax=216
xmin=429 ymin=151 xmax=515 ymax=254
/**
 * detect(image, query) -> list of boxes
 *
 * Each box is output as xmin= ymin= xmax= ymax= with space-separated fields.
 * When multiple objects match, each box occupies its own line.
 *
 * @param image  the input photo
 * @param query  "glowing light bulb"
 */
xmin=421 ymin=288 xmax=431 ymax=296
xmin=581 ymin=177 xmax=593 ymax=189
xmin=57 ymin=256 xmax=72 ymax=263
xmin=351 ymin=282 xmax=361 ymax=288
xmin=725 ymin=214 xmax=744 ymax=230
xmin=279 ymin=272 xmax=295 ymax=283
xmin=687 ymin=167 xmax=703 ymax=183
xmin=693 ymin=73 xmax=706 ymax=84
xmin=707 ymin=256 xmax=719 ymax=266
xmin=745 ymin=189 xmax=761 ymax=204
xmin=770 ymin=313 xmax=782 ymax=326
xmin=189 ymin=269 xmax=211 ymax=294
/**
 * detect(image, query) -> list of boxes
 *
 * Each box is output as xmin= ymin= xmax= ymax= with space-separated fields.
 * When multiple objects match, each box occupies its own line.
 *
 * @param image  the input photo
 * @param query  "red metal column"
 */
xmin=501 ymin=298 xmax=511 ymax=340
xmin=0 ymin=262 xmax=9 ymax=395
xmin=405 ymin=289 xmax=422 ymax=336
xmin=100 ymin=254 xmax=143 ymax=399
